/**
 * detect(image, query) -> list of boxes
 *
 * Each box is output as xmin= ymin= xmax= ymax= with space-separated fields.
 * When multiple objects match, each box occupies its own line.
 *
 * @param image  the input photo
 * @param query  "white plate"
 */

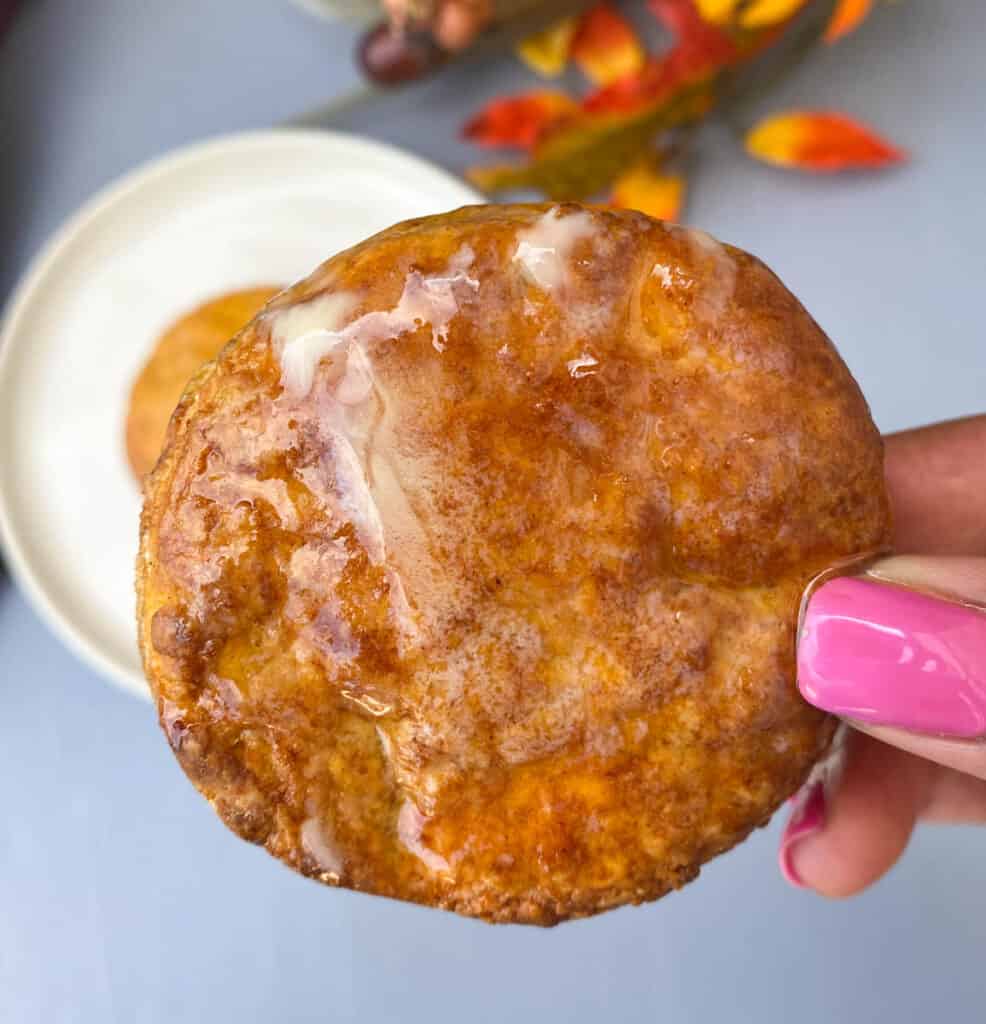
xmin=0 ymin=130 xmax=480 ymax=700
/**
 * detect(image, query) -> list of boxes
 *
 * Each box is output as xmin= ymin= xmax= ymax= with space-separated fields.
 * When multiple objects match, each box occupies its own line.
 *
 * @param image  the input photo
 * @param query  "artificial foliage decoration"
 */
xmin=745 ymin=110 xmax=905 ymax=170
xmin=610 ymin=155 xmax=687 ymax=220
xmin=464 ymin=91 xmax=580 ymax=149
xmin=700 ymin=0 xmax=809 ymax=28
xmin=516 ymin=16 xmax=580 ymax=76
xmin=570 ymin=3 xmax=647 ymax=85
xmin=464 ymin=0 xmax=903 ymax=218
xmin=824 ymin=0 xmax=874 ymax=43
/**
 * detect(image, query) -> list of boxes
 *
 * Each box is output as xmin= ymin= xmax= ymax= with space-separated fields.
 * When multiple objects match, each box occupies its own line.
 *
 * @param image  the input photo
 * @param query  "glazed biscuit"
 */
xmin=138 ymin=206 xmax=890 ymax=924
xmin=125 ymin=287 xmax=281 ymax=480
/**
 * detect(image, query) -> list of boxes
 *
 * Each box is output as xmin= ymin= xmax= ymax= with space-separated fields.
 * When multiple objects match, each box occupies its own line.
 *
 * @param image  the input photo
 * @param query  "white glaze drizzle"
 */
xmin=270 ymin=253 xmax=481 ymax=658
xmin=513 ymin=207 xmax=596 ymax=292
xmin=191 ymin=475 xmax=299 ymax=531
xmin=685 ymin=228 xmax=737 ymax=323
xmin=300 ymin=817 xmax=343 ymax=882
xmin=330 ymin=431 xmax=387 ymax=563
xmin=650 ymin=262 xmax=675 ymax=288
xmin=397 ymin=799 xmax=450 ymax=874
xmin=274 ymin=246 xmax=478 ymax=399
xmin=272 ymin=292 xmax=358 ymax=397
xmin=339 ymin=688 xmax=394 ymax=717
xmin=566 ymin=352 xmax=599 ymax=379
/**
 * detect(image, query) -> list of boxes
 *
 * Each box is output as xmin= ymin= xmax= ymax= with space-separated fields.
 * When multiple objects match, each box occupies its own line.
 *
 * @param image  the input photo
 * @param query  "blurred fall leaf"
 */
xmin=570 ymin=3 xmax=646 ymax=84
xmin=745 ymin=110 xmax=906 ymax=170
xmin=611 ymin=155 xmax=686 ymax=219
xmin=824 ymin=0 xmax=874 ymax=43
xmin=464 ymin=0 xmax=903 ymax=218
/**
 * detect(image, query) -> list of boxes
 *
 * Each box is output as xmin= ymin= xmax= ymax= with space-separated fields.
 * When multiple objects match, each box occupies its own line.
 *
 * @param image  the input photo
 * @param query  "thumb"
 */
xmin=797 ymin=556 xmax=986 ymax=779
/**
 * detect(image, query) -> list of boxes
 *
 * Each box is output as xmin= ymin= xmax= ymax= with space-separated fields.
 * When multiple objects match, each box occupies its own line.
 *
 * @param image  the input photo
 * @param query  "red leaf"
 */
xmin=583 ymin=58 xmax=673 ymax=114
xmin=585 ymin=1 xmax=738 ymax=115
xmin=648 ymin=0 xmax=739 ymax=65
xmin=463 ymin=92 xmax=579 ymax=151
xmin=570 ymin=3 xmax=647 ymax=86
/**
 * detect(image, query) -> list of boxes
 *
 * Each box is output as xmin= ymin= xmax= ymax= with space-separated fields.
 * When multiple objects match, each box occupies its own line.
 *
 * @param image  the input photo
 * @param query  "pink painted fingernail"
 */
xmin=779 ymin=781 xmax=825 ymax=888
xmin=798 ymin=577 xmax=986 ymax=738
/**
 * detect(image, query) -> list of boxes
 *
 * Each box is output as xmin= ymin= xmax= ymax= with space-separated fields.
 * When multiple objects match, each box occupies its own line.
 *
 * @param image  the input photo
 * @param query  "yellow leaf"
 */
xmin=611 ymin=158 xmax=686 ymax=222
xmin=695 ymin=0 xmax=738 ymax=22
xmin=515 ymin=16 xmax=578 ymax=78
xmin=740 ymin=0 xmax=808 ymax=29
xmin=824 ymin=0 xmax=874 ymax=43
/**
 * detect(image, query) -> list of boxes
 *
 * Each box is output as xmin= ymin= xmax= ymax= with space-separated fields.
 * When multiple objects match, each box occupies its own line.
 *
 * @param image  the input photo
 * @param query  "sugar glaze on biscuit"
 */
xmin=138 ymin=205 xmax=891 ymax=925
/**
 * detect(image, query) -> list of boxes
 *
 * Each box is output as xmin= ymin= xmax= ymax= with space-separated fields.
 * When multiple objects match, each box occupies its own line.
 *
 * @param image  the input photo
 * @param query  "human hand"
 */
xmin=780 ymin=415 xmax=986 ymax=894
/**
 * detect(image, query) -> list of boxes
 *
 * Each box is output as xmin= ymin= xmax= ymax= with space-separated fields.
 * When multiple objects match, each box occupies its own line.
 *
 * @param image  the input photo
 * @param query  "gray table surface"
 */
xmin=2 ymin=2 xmax=985 ymax=1022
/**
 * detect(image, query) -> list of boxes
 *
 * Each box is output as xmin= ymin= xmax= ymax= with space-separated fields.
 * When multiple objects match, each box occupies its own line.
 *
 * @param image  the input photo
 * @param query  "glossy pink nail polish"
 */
xmin=798 ymin=577 xmax=986 ymax=737
xmin=778 ymin=781 xmax=825 ymax=888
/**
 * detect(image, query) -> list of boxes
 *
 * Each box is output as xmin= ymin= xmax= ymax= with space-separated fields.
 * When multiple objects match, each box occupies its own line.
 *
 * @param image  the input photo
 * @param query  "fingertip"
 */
xmin=781 ymin=826 xmax=867 ymax=899
xmin=778 ymin=780 xmax=825 ymax=890
xmin=777 ymin=787 xmax=867 ymax=899
xmin=435 ymin=1 xmax=482 ymax=50
xmin=777 ymin=732 xmax=923 ymax=898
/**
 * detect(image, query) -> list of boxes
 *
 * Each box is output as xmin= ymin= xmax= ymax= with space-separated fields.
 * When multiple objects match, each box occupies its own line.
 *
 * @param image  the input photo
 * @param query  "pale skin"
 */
xmin=384 ymin=0 xmax=490 ymax=49
xmin=788 ymin=415 xmax=986 ymax=896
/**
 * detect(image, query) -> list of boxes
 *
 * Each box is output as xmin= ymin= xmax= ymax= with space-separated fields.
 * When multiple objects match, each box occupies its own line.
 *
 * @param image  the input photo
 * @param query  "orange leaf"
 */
xmin=463 ymin=92 xmax=578 ymax=151
xmin=611 ymin=158 xmax=686 ymax=222
xmin=745 ymin=111 xmax=906 ymax=171
xmin=824 ymin=0 xmax=874 ymax=43
xmin=515 ymin=16 xmax=578 ymax=77
xmin=739 ymin=0 xmax=808 ymax=29
xmin=571 ymin=3 xmax=646 ymax=86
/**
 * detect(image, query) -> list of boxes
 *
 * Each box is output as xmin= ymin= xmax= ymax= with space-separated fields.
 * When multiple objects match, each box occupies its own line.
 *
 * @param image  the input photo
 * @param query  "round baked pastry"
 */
xmin=138 ymin=204 xmax=891 ymax=924
xmin=125 ymin=286 xmax=281 ymax=480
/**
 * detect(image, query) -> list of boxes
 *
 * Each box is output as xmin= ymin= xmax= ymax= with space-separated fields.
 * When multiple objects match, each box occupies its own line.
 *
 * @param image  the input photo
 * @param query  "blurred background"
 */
xmin=1 ymin=1 xmax=985 ymax=1022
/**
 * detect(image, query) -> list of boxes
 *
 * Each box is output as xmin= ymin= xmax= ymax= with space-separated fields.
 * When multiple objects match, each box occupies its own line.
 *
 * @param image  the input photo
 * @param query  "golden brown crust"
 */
xmin=125 ymin=287 xmax=281 ymax=480
xmin=137 ymin=204 xmax=890 ymax=924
